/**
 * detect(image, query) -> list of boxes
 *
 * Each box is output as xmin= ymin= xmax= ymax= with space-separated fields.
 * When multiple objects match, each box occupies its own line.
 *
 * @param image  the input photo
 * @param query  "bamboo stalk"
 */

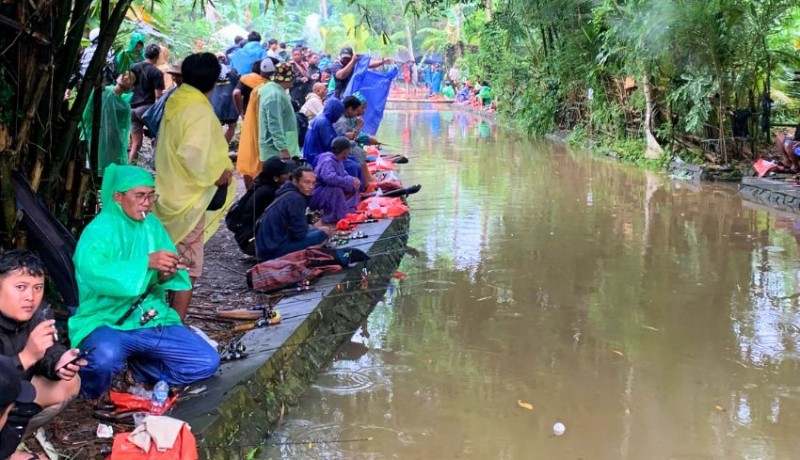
xmin=11 ymin=63 xmax=51 ymax=166
xmin=29 ymin=156 xmax=43 ymax=192
xmin=49 ymin=0 xmax=132 ymax=185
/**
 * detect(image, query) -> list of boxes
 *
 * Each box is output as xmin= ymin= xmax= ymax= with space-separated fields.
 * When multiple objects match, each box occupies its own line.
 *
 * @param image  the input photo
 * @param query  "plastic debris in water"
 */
xmin=517 ymin=400 xmax=534 ymax=411
xmin=553 ymin=422 xmax=566 ymax=436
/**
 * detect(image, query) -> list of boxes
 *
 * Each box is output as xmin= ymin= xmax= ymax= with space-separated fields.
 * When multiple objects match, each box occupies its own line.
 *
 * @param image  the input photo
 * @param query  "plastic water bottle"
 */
xmin=149 ymin=378 xmax=169 ymax=415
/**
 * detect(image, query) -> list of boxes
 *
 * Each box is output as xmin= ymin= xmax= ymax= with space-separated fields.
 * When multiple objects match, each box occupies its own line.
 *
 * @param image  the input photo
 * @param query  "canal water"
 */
xmin=261 ymin=108 xmax=800 ymax=459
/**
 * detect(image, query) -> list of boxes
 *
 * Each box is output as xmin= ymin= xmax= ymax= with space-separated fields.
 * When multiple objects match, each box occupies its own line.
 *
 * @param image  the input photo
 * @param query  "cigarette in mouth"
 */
xmin=141 ymin=211 xmax=147 ymax=219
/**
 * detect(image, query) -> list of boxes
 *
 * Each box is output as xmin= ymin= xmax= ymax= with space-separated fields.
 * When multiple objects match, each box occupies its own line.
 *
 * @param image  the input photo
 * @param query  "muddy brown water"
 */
xmin=260 ymin=109 xmax=800 ymax=459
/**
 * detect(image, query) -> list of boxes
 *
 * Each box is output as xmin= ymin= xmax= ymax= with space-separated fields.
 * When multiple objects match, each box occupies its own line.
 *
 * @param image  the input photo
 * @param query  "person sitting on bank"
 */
xmin=0 ymin=251 xmax=84 ymax=456
xmin=333 ymin=95 xmax=375 ymax=188
xmin=302 ymin=98 xmax=345 ymax=167
xmin=442 ymin=80 xmax=456 ymax=100
xmin=776 ymin=122 xmax=800 ymax=173
xmin=255 ymin=167 xmax=333 ymax=261
xmin=69 ymin=164 xmax=220 ymax=400
xmin=225 ymin=157 xmax=291 ymax=255
xmin=311 ymin=137 xmax=361 ymax=225
xmin=0 ymin=357 xmax=43 ymax=460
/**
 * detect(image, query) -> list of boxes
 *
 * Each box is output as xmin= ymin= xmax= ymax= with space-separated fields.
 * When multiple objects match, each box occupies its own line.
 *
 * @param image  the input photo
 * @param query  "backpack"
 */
xmin=142 ymin=86 xmax=176 ymax=138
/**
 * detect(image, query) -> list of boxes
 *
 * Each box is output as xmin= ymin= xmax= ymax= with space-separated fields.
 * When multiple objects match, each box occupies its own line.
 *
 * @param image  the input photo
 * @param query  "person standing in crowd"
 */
xmin=115 ymin=31 xmax=145 ymax=74
xmin=266 ymin=38 xmax=281 ymax=61
xmin=224 ymin=35 xmax=244 ymax=64
xmin=233 ymin=60 xmax=266 ymax=118
xmin=225 ymin=157 xmax=290 ymax=255
xmin=129 ymin=43 xmax=164 ymax=161
xmin=0 ymin=251 xmax=84 ymax=458
xmin=310 ymin=136 xmax=360 ymax=224
xmin=448 ymin=65 xmax=459 ymax=88
xmin=258 ymin=61 xmax=298 ymax=161
xmin=76 ymin=28 xmax=115 ymax=86
xmin=153 ymin=52 xmax=234 ymax=319
xmin=300 ymin=82 xmax=327 ymax=122
xmin=278 ymin=42 xmax=290 ymax=62
xmin=210 ymin=52 xmax=240 ymax=145
xmin=235 ymin=59 xmax=272 ymax=190
xmin=290 ymin=47 xmax=314 ymax=109
xmin=429 ymin=64 xmax=443 ymax=96
xmin=308 ymin=52 xmax=321 ymax=81
xmin=81 ymin=71 xmax=136 ymax=174
xmin=231 ymin=31 xmax=266 ymax=76
xmin=255 ymin=167 xmax=332 ymax=261
xmin=328 ymin=46 xmax=390 ymax=99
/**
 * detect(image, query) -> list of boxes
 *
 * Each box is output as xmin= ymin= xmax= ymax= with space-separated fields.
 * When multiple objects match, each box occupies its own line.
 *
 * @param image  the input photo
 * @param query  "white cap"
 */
xmin=89 ymin=28 xmax=100 ymax=43
xmin=260 ymin=58 xmax=276 ymax=74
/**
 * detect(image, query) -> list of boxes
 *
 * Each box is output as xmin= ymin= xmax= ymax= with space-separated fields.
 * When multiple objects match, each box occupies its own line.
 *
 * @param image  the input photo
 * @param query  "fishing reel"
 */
xmin=140 ymin=308 xmax=158 ymax=326
xmin=255 ymin=309 xmax=281 ymax=327
xmin=221 ymin=341 xmax=247 ymax=362
xmin=306 ymin=208 xmax=324 ymax=225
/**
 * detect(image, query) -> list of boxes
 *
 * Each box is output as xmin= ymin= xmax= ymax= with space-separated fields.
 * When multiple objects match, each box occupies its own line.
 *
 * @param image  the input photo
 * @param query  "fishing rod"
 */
xmin=274 ymin=278 xmax=443 ymax=320
xmin=250 ymin=266 xmax=442 ymax=299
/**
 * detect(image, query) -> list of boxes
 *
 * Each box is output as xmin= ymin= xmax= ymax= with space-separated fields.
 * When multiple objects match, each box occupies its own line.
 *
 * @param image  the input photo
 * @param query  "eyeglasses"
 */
xmin=126 ymin=192 xmax=159 ymax=204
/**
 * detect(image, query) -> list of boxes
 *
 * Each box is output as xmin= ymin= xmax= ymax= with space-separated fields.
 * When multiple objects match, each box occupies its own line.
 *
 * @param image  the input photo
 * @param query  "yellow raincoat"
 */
xmin=153 ymin=84 xmax=234 ymax=244
xmin=236 ymin=81 xmax=265 ymax=180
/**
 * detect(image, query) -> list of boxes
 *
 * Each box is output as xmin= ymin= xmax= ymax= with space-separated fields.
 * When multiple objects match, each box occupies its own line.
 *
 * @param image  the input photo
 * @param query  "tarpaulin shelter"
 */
xmin=342 ymin=57 xmax=398 ymax=135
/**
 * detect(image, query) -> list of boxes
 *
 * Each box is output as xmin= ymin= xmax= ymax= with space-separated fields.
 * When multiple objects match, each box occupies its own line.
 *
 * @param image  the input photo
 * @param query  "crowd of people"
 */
xmin=1 ymin=29 xmax=408 ymax=458
xmin=396 ymin=61 xmax=495 ymax=110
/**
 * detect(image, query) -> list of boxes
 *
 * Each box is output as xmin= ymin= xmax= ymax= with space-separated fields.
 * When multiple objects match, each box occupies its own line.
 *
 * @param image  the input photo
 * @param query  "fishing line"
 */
xmin=199 ymin=437 xmax=372 ymax=452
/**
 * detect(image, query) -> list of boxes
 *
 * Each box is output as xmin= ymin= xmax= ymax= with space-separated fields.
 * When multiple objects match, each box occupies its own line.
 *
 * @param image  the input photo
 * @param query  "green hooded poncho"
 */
xmin=68 ymin=164 xmax=190 ymax=347
xmin=115 ymin=32 xmax=145 ymax=74
xmin=80 ymin=86 xmax=132 ymax=175
xmin=258 ymin=81 xmax=299 ymax=160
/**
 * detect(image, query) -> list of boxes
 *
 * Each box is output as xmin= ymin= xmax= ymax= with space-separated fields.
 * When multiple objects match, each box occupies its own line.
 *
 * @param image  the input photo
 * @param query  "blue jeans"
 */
xmin=261 ymin=228 xmax=328 ymax=261
xmin=78 ymin=325 xmax=220 ymax=399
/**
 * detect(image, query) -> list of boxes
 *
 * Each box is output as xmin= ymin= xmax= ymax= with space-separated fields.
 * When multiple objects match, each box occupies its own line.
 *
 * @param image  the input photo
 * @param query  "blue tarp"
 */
xmin=342 ymin=57 xmax=398 ymax=136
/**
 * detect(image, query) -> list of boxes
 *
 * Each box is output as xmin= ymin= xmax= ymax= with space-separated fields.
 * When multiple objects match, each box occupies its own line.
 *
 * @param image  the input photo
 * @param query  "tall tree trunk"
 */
xmin=642 ymin=74 xmax=664 ymax=160
xmin=320 ymin=0 xmax=328 ymax=20
xmin=485 ymin=0 xmax=493 ymax=22
xmin=405 ymin=20 xmax=415 ymax=61
xmin=48 ymin=0 xmax=132 ymax=189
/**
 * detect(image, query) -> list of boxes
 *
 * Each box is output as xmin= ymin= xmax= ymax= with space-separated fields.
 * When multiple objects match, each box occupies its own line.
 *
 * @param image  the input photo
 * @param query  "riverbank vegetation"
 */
xmin=423 ymin=0 xmax=800 ymax=166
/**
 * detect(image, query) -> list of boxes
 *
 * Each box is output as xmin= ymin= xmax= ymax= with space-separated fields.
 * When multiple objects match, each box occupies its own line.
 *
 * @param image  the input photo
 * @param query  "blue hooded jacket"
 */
xmin=255 ymin=181 xmax=310 ymax=261
xmin=302 ymin=98 xmax=344 ymax=167
xmin=231 ymin=41 xmax=267 ymax=76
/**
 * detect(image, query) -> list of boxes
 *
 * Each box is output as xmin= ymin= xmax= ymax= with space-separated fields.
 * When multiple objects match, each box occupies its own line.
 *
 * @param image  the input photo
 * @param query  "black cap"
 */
xmin=340 ymin=46 xmax=354 ymax=58
xmin=331 ymin=136 xmax=352 ymax=154
xmin=0 ymin=359 xmax=36 ymax=406
xmin=260 ymin=157 xmax=291 ymax=179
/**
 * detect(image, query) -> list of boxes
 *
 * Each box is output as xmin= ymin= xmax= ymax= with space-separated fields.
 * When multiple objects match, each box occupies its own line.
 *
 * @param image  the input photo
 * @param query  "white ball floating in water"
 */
xmin=553 ymin=422 xmax=566 ymax=436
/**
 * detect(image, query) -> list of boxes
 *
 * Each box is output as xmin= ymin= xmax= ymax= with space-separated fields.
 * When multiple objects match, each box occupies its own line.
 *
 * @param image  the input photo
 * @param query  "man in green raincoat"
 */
xmin=80 ymin=71 xmax=136 ymax=175
xmin=258 ymin=59 xmax=299 ymax=160
xmin=69 ymin=164 xmax=219 ymax=399
xmin=115 ymin=31 xmax=145 ymax=75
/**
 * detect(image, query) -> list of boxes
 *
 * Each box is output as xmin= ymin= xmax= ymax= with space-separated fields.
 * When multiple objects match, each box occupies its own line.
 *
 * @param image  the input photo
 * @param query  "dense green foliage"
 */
xmin=443 ymin=0 xmax=800 ymax=163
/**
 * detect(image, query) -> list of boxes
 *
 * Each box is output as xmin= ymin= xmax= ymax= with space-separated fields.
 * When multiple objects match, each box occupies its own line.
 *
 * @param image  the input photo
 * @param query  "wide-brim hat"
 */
xmin=166 ymin=61 xmax=182 ymax=75
xmin=270 ymin=62 xmax=294 ymax=82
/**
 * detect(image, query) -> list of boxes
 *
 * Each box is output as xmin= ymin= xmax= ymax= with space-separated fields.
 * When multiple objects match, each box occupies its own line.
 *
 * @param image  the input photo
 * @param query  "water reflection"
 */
xmin=261 ymin=110 xmax=800 ymax=459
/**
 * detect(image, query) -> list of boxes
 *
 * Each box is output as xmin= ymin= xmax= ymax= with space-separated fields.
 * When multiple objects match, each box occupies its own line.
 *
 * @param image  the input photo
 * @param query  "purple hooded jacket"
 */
xmin=310 ymin=151 xmax=356 ymax=224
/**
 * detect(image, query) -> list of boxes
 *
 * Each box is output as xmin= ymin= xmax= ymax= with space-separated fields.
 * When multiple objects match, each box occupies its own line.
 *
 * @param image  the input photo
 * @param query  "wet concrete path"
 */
xmin=261 ymin=108 xmax=800 ymax=459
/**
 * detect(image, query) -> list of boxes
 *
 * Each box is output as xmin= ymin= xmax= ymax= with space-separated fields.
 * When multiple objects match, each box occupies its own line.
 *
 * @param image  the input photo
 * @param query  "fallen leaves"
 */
xmin=517 ymin=400 xmax=534 ymax=411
